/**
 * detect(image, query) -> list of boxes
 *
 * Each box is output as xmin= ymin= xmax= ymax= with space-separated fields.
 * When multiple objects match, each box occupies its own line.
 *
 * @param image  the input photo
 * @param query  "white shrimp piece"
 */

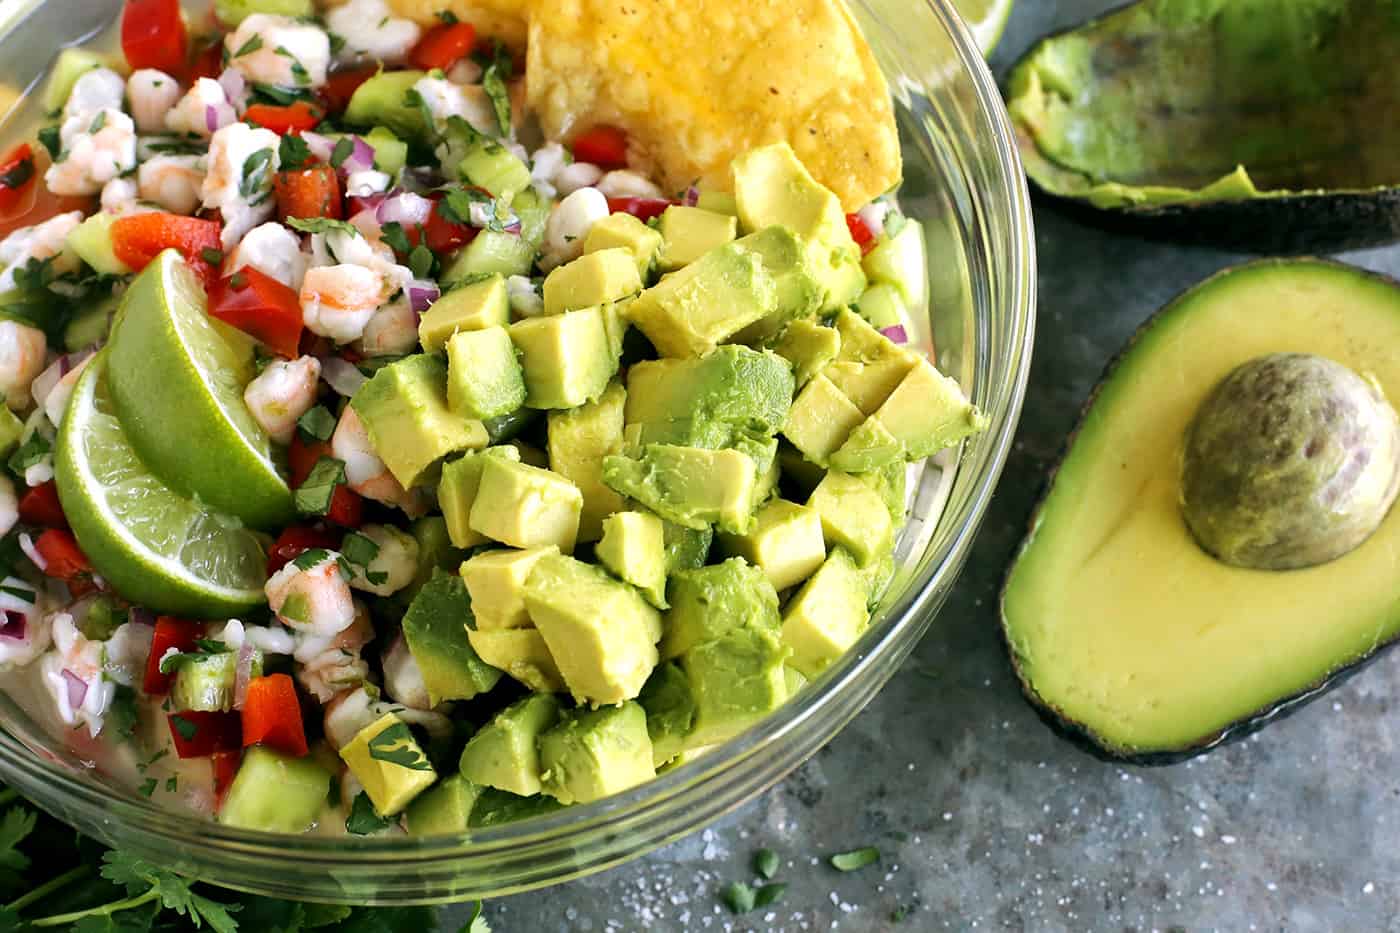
xmin=0 ymin=478 xmax=14 ymax=539
xmin=528 ymin=142 xmax=567 ymax=199
xmin=138 ymin=154 xmax=205 ymax=216
xmin=381 ymin=634 xmax=431 ymax=710
xmin=242 ymin=355 xmax=321 ymax=445
xmin=126 ymin=69 xmax=182 ymax=134
xmin=102 ymin=621 xmax=153 ymax=688
xmin=100 ymin=177 xmax=139 ymax=214
xmin=295 ymin=604 xmax=372 ymax=702
xmin=0 ymin=321 xmax=49 ymax=410
xmin=265 ymin=550 xmax=355 ymax=637
xmin=0 ymin=210 xmax=84 ymax=292
xmin=344 ymin=169 xmax=391 ymax=199
xmin=554 ymin=160 xmax=603 ymax=197
xmin=346 ymin=524 xmax=419 ymax=597
xmin=225 ymin=14 xmax=331 ymax=89
xmin=412 ymin=77 xmax=496 ymax=136
xmin=202 ymin=122 xmax=280 ymax=249
xmin=541 ymin=186 xmax=609 ymax=269
xmin=42 ymin=353 xmax=94 ymax=428
xmin=324 ymin=685 xmax=451 ymax=750
xmin=45 ymin=109 xmax=137 ymax=197
xmin=300 ymin=265 xmax=385 ymax=343
xmin=447 ymin=58 xmax=483 ymax=86
xmin=242 ymin=623 xmax=296 ymax=656
xmin=0 ymin=576 xmax=48 ymax=669
xmin=506 ymin=274 xmax=544 ymax=318
xmin=229 ymin=221 xmax=307 ymax=291
xmin=40 ymin=613 xmax=113 ymax=736
xmin=166 ymin=78 xmax=238 ymax=139
xmin=356 ymin=297 xmax=418 ymax=357
xmin=24 ymin=457 xmax=53 ymax=488
xmin=596 ymin=170 xmax=663 ymax=200
xmin=331 ymin=406 xmax=409 ymax=506
xmin=61 ymin=68 xmax=125 ymax=139
xmin=326 ymin=0 xmax=422 ymax=66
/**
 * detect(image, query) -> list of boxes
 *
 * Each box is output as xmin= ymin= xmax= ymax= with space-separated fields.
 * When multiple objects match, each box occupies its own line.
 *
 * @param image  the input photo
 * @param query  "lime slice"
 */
xmin=56 ymin=354 xmax=268 ymax=618
xmin=105 ymin=249 xmax=293 ymax=530
xmin=953 ymin=0 xmax=1014 ymax=55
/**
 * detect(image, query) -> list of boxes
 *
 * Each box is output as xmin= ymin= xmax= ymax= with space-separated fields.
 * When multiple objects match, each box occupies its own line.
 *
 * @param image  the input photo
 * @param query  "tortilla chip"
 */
xmin=384 ymin=0 xmax=531 ymax=51
xmin=524 ymin=0 xmax=900 ymax=211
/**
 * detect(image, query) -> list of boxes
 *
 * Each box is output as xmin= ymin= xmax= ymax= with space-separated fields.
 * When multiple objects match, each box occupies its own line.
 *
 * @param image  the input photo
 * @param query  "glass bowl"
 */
xmin=0 ymin=0 xmax=1034 ymax=904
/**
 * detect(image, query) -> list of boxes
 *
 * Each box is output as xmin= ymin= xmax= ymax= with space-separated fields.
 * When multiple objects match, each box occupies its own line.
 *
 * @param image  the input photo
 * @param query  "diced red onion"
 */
xmin=503 ymin=219 xmax=522 ymax=236
xmin=205 ymin=105 xmax=219 ymax=134
xmin=59 ymin=347 xmax=94 ymax=376
xmin=348 ymin=194 xmax=387 ymax=217
xmin=32 ymin=348 xmax=96 ymax=411
xmin=683 ymin=185 xmax=700 ymax=206
xmin=233 ymin=642 xmax=255 ymax=710
xmin=880 ymin=324 xmax=909 ymax=344
xmin=0 ymin=610 xmax=26 ymax=641
xmin=17 ymin=533 xmax=45 ymax=572
xmin=62 ymin=669 xmax=87 ymax=710
xmin=300 ymin=131 xmax=334 ymax=163
xmin=129 ymin=606 xmax=155 ymax=628
xmin=407 ymin=281 xmax=440 ymax=315
xmin=217 ymin=69 xmax=246 ymax=106
xmin=376 ymin=190 xmax=433 ymax=226
xmin=343 ymin=136 xmax=376 ymax=174
xmin=321 ymin=356 xmax=367 ymax=397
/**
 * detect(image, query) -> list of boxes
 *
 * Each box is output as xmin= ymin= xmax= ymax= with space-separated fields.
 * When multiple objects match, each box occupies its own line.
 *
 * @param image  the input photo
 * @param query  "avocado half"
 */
xmin=1001 ymin=259 xmax=1400 ymax=763
xmin=1005 ymin=0 xmax=1400 ymax=252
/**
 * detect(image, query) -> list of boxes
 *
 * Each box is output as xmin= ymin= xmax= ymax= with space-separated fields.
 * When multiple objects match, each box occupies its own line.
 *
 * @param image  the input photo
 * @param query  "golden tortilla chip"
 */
xmin=384 ymin=0 xmax=531 ymax=51
xmin=524 ymin=0 xmax=900 ymax=210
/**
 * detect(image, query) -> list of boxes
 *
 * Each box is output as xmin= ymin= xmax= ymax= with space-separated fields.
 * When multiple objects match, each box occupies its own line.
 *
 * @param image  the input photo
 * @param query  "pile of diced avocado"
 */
xmin=222 ymin=143 xmax=984 ymax=834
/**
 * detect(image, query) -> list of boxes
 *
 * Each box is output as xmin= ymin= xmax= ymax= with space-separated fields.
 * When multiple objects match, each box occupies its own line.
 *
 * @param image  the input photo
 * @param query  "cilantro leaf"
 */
xmin=437 ymin=10 xmax=459 ymax=23
xmin=753 ymin=847 xmax=779 ymax=880
xmin=0 ymin=806 xmax=35 ymax=889
xmin=286 ymin=216 xmax=360 ymax=237
xmin=345 ymin=792 xmax=393 ymax=835
xmin=340 ymin=532 xmax=379 ymax=568
xmin=234 ymin=35 xmax=264 ymax=57
xmin=408 ymin=244 xmax=435 ymax=280
xmin=330 ymin=136 xmax=355 ymax=169
xmin=36 ymin=126 xmax=61 ymax=159
xmin=291 ymin=547 xmax=331 ymax=571
xmin=296 ymin=405 xmax=336 ymax=443
xmin=461 ymin=900 xmax=491 ymax=933
xmin=8 ymin=433 xmax=52 ymax=478
xmin=482 ymin=65 xmax=511 ymax=137
xmin=239 ymin=148 xmax=275 ymax=200
xmin=106 ymin=685 xmax=140 ymax=741
xmin=752 ymin=882 xmax=786 ymax=909
xmin=829 ymin=846 xmax=880 ymax=871
xmin=168 ymin=714 xmax=198 ymax=742
xmin=379 ymin=222 xmax=413 ymax=255
xmin=720 ymin=881 xmax=754 ymax=914
xmin=100 ymin=852 xmax=241 ymax=933
xmin=293 ymin=457 xmax=346 ymax=516
xmin=366 ymin=721 xmax=432 ymax=771
xmin=436 ymin=186 xmax=490 ymax=226
xmin=279 ymin=132 xmax=311 ymax=168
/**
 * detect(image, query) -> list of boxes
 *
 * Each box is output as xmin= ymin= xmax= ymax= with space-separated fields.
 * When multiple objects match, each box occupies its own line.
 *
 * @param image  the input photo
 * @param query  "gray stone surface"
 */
xmin=448 ymin=3 xmax=1400 ymax=929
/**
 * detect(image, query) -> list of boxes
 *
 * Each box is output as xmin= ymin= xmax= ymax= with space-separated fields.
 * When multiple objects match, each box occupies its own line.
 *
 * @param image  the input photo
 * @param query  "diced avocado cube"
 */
xmin=467 ymin=626 xmax=565 ymax=692
xmin=546 ymin=381 xmax=627 ymax=542
xmin=0 ymin=406 xmax=22 ymax=458
xmin=866 ymin=459 xmax=909 ymax=525
xmin=601 ymin=301 xmax=629 ymax=360
xmin=806 ymin=470 xmax=894 ymax=567
xmin=219 ymin=746 xmax=332 ymax=834
xmin=663 ymin=521 xmax=712 ymax=575
xmin=400 ymin=515 xmax=462 ymax=605
xmin=172 ymin=649 xmax=261 ymax=712
xmin=638 ymin=661 xmax=696 ymax=767
xmin=444 ymin=231 xmax=537 ymax=282
xmin=446 ymin=326 xmax=526 ymax=420
xmin=523 ymin=553 xmax=662 ymax=705
xmin=657 ymin=206 xmax=738 ymax=272
xmin=405 ymin=774 xmax=485 ymax=836
xmin=596 ymin=511 xmax=668 ymax=609
xmin=625 ymin=243 xmax=776 ymax=358
xmin=781 ymin=374 xmax=866 ymax=466
xmin=469 ymin=458 xmax=583 ymax=552
xmin=509 ymin=308 xmax=617 ymax=410
xmin=350 ymin=354 xmax=488 ymax=488
xmin=344 ymin=70 xmax=429 ymax=140
xmin=681 ymin=624 xmax=789 ymax=749
xmin=731 ymin=226 xmax=824 ymax=343
xmin=539 ymin=702 xmax=655 ymax=805
xmin=66 ymin=212 xmax=131 ymax=276
xmin=695 ymin=189 xmax=738 ymax=215
xmin=823 ymin=309 xmax=920 ymax=415
xmin=602 ymin=445 xmax=759 ymax=535
xmin=419 ymin=274 xmax=510 ymax=352
xmin=624 ymin=346 xmax=794 ymax=435
xmin=402 ymin=570 xmax=503 ymax=705
xmin=459 ymin=140 xmax=532 ymax=199
xmin=468 ymin=787 xmax=566 ymax=828
xmin=832 ymin=358 xmax=988 ymax=472
xmin=859 ymin=552 xmax=896 ymax=609
xmin=856 ymin=282 xmax=908 ymax=332
xmin=215 ymin=0 xmax=313 ymax=24
xmin=662 ymin=557 xmax=780 ymax=660
xmin=43 ymin=49 xmax=114 ymax=115
xmin=458 ymin=693 xmax=561 ymax=796
xmin=785 ymin=664 xmax=809 ymax=695
xmin=780 ymin=548 xmax=871 ymax=678
xmin=439 ymin=446 xmax=522 ymax=548
xmin=542 ymin=249 xmax=642 ymax=316
xmin=773 ymin=318 xmax=841 ymax=388
xmin=584 ymin=212 xmax=663 ymax=279
xmin=340 ymin=713 xmax=438 ymax=817
xmin=863 ymin=218 xmax=927 ymax=311
xmin=460 ymin=545 xmax=558 ymax=629
xmin=717 ymin=498 xmax=826 ymax=592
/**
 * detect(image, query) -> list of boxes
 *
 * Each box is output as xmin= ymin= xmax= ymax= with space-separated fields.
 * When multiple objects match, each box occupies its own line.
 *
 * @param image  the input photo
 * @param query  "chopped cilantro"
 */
xmin=340 ymin=532 xmax=380 ymax=568
xmin=829 ymin=846 xmax=880 ymax=871
xmin=436 ymin=10 xmax=459 ymax=23
xmin=286 ymin=216 xmax=360 ymax=237
xmin=293 ymin=457 xmax=346 ymax=516
xmin=720 ymin=880 xmax=785 ymax=914
xmin=330 ymin=136 xmax=355 ymax=169
xmin=279 ymin=132 xmax=311 ymax=167
xmin=436 ymin=186 xmax=489 ymax=226
xmin=296 ymin=405 xmax=336 ymax=442
xmin=482 ymin=64 xmax=511 ymax=136
xmin=346 ymin=792 xmax=393 ymax=835
xmin=200 ymin=247 xmax=224 ymax=266
xmin=165 ymin=776 xmax=178 ymax=793
xmin=168 ymin=715 xmax=199 ymax=742
xmin=36 ymin=126 xmax=60 ymax=159
xmin=234 ymin=35 xmax=264 ymax=57
xmin=7 ymin=433 xmax=51 ymax=477
xmin=138 ymin=778 xmax=157 ymax=797
xmin=0 ymin=153 xmax=33 ymax=190
xmin=366 ymin=721 xmax=432 ymax=771
xmin=754 ymin=848 xmax=779 ymax=880
xmin=379 ymin=221 xmax=413 ymax=255
xmin=88 ymin=111 xmax=106 ymax=134
xmin=328 ymin=32 xmax=347 ymax=55
xmin=408 ymin=244 xmax=435 ymax=280
xmin=238 ymin=148 xmax=275 ymax=201
xmin=291 ymin=547 xmax=331 ymax=571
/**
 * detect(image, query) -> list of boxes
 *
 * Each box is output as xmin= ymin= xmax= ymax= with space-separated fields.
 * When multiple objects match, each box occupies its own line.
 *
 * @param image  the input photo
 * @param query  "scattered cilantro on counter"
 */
xmin=829 ymin=846 xmax=881 ymax=872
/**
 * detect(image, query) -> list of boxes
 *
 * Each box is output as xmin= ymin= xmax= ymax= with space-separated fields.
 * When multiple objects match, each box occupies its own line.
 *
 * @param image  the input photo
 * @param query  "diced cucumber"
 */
xmin=214 ymin=0 xmax=313 ymax=25
xmin=220 ymin=746 xmax=333 ymax=833
xmin=443 ymin=231 xmax=536 ymax=283
xmin=67 ymin=212 xmax=131 ymax=277
xmin=511 ymin=188 xmax=550 ymax=249
xmin=862 ymin=218 xmax=927 ymax=313
xmin=459 ymin=142 xmax=531 ymax=199
xmin=344 ymin=71 xmax=429 ymax=142
xmin=324 ymin=128 xmax=409 ymax=177
xmin=43 ymin=49 xmax=116 ymax=115
xmin=855 ymin=282 xmax=908 ymax=332
xmin=63 ymin=295 xmax=118 ymax=352
xmin=171 ymin=650 xmax=262 ymax=712
xmin=405 ymin=774 xmax=485 ymax=836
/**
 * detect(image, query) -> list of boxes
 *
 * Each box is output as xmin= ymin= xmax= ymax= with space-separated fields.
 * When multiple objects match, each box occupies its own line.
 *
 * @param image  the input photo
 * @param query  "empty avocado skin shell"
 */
xmin=999 ymin=259 xmax=1400 ymax=765
xmin=1005 ymin=0 xmax=1400 ymax=252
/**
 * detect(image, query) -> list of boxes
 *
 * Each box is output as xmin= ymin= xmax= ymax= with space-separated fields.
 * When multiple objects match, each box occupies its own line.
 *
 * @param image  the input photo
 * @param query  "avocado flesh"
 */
xmin=1006 ymin=0 xmax=1400 ymax=212
xmin=1002 ymin=260 xmax=1400 ymax=759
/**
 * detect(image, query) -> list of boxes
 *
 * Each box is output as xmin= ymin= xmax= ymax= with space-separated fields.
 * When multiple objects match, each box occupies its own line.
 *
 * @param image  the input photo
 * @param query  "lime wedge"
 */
xmin=55 ymin=354 xmax=268 ymax=618
xmin=953 ymin=0 xmax=1013 ymax=55
xmin=105 ymin=249 xmax=293 ymax=530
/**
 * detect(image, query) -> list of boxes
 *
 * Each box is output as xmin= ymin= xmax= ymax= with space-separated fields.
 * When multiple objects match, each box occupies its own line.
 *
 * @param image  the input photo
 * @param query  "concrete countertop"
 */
xmin=451 ymin=3 xmax=1400 ymax=928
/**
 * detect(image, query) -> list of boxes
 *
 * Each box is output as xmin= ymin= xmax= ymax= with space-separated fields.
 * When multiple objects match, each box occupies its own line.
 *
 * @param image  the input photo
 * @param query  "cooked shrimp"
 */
xmin=0 ymin=321 xmax=49 ymax=410
xmin=0 ymin=210 xmax=84 ymax=292
xmin=326 ymin=0 xmax=421 ymax=66
xmin=100 ymin=177 xmax=139 ymax=214
xmin=126 ymin=69 xmax=182 ymax=134
xmin=345 ymin=524 xmax=419 ymax=597
xmin=597 ymin=170 xmax=664 ymax=200
xmin=506 ymin=274 xmax=544 ymax=318
xmin=330 ymin=406 xmax=409 ymax=507
xmin=225 ymin=14 xmax=330 ymax=89
xmin=323 ymin=684 xmax=452 ymax=750
xmin=138 ymin=155 xmax=205 ymax=216
xmin=166 ymin=78 xmax=238 ymax=139
xmin=413 ymin=76 xmax=497 ymax=135
xmin=230 ymin=222 xmax=308 ymax=291
xmin=554 ymin=160 xmax=604 ymax=197
xmin=295 ymin=602 xmax=373 ymax=702
xmin=265 ymin=549 xmax=355 ymax=637
xmin=39 ymin=613 xmax=114 ymax=736
xmin=46 ymin=109 xmax=137 ymax=197
xmin=62 ymin=68 xmax=125 ymax=128
xmin=102 ymin=621 xmax=153 ymax=688
xmin=0 ymin=576 xmax=48 ymax=669
xmin=300 ymin=264 xmax=384 ymax=343
xmin=242 ymin=355 xmax=321 ymax=445
xmin=381 ymin=633 xmax=431 ymax=710
xmin=541 ymin=186 xmax=609 ymax=269
xmin=202 ymin=122 xmax=280 ymax=249
xmin=42 ymin=353 xmax=93 ymax=428
xmin=356 ymin=297 xmax=418 ymax=357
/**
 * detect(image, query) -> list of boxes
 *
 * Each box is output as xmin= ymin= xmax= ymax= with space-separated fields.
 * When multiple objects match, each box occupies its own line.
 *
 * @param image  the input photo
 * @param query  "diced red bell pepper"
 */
xmin=211 ymin=749 xmax=242 ymax=807
xmin=121 ymin=0 xmax=188 ymax=76
xmin=18 ymin=481 xmax=66 ymax=529
xmin=189 ymin=38 xmax=224 ymax=83
xmin=607 ymin=197 xmax=673 ymax=223
xmin=267 ymin=523 xmax=342 ymax=574
xmin=245 ymin=101 xmax=324 ymax=135
xmin=109 ymin=213 xmax=222 ymax=286
xmin=273 ymin=165 xmax=342 ymax=223
xmin=241 ymin=673 xmax=308 ymax=757
xmin=33 ymin=529 xmax=91 ymax=581
xmin=168 ymin=710 xmax=242 ymax=759
xmin=287 ymin=434 xmax=364 ymax=529
xmin=423 ymin=198 xmax=477 ymax=254
xmin=143 ymin=617 xmax=203 ymax=695
xmin=0 ymin=144 xmax=36 ymax=214
xmin=408 ymin=22 xmax=478 ymax=72
xmin=846 ymin=212 xmax=877 ymax=255
xmin=207 ymin=266 xmax=305 ymax=359
xmin=321 ymin=67 xmax=378 ymax=115
xmin=572 ymin=125 xmax=629 ymax=169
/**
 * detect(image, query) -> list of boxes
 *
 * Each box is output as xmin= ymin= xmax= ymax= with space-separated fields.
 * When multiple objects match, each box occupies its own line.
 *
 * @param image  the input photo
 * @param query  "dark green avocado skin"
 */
xmin=998 ymin=259 xmax=1400 ymax=765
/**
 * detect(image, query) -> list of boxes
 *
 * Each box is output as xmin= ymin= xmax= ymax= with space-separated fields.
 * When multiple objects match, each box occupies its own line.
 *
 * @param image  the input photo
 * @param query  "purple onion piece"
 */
xmin=233 ymin=642 xmax=255 ymax=710
xmin=345 ymin=136 xmax=376 ymax=174
xmin=503 ymin=219 xmax=522 ymax=236
xmin=205 ymin=105 xmax=219 ymax=134
xmin=62 ymin=669 xmax=87 ymax=710
xmin=217 ymin=69 xmax=246 ymax=106
xmin=0 ymin=610 xmax=26 ymax=641
xmin=683 ymin=185 xmax=700 ymax=206
xmin=407 ymin=282 xmax=440 ymax=315
xmin=376 ymin=190 xmax=433 ymax=226
xmin=300 ymin=131 xmax=333 ymax=163
xmin=879 ymin=324 xmax=909 ymax=344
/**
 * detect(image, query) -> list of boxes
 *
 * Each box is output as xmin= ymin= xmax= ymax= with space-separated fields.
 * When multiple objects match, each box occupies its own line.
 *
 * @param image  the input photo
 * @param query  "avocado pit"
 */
xmin=1180 ymin=353 xmax=1400 ymax=571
